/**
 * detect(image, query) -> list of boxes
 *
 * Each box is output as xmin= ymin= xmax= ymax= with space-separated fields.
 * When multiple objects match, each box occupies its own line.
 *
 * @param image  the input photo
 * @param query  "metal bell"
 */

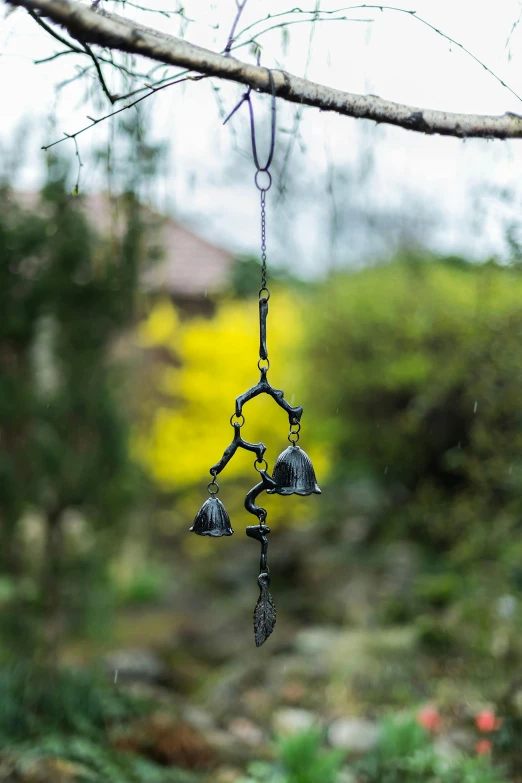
xmin=267 ymin=445 xmax=321 ymax=496
xmin=190 ymin=497 xmax=234 ymax=537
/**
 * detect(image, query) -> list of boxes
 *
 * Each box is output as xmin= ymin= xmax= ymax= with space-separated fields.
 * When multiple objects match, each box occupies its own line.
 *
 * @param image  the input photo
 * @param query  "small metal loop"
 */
xmin=254 ymin=169 xmax=272 ymax=192
xmin=230 ymin=413 xmax=245 ymax=427
xmin=254 ymin=458 xmax=268 ymax=473
xmin=247 ymin=69 xmax=277 ymax=174
xmin=207 ymin=479 xmax=219 ymax=495
xmin=288 ymin=421 xmax=300 ymax=444
xmin=258 ymin=287 xmax=271 ymax=301
xmin=258 ymin=358 xmax=270 ymax=371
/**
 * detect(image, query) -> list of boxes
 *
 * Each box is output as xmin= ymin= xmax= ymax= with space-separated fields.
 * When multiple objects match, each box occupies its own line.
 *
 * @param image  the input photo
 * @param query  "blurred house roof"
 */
xmin=13 ymin=192 xmax=234 ymax=300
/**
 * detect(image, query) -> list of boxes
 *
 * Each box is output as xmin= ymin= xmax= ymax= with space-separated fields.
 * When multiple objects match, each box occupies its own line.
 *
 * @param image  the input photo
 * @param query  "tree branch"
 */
xmin=42 ymin=72 xmax=205 ymax=152
xmin=7 ymin=0 xmax=522 ymax=139
xmin=81 ymin=41 xmax=117 ymax=103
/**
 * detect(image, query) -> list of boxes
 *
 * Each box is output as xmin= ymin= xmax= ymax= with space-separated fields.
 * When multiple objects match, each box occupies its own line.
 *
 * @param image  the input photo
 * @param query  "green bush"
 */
xmin=308 ymin=256 xmax=522 ymax=538
xmin=305 ymin=256 xmax=522 ymax=663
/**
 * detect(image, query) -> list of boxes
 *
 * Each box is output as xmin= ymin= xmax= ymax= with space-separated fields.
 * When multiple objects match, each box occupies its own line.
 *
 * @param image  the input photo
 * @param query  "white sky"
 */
xmin=2 ymin=0 xmax=522 ymax=274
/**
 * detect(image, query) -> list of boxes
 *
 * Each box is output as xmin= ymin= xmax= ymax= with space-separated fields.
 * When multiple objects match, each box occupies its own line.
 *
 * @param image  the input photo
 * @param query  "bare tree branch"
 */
xmin=232 ymin=5 xmax=522 ymax=108
xmin=6 ymin=0 xmax=522 ymax=140
xmin=224 ymin=0 xmax=249 ymax=55
xmin=81 ymin=41 xmax=117 ymax=102
xmin=42 ymin=72 xmax=205 ymax=152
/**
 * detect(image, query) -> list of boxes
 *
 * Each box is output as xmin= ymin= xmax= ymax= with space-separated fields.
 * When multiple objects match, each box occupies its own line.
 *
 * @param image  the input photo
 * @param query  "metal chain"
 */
xmin=260 ymin=188 xmax=267 ymax=291
xmin=224 ymin=68 xmax=276 ymax=295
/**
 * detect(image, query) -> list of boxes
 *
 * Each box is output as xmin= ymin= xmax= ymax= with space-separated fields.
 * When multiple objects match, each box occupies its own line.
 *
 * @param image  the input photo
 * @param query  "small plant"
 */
xmin=240 ymin=728 xmax=345 ymax=783
xmin=356 ymin=715 xmax=437 ymax=783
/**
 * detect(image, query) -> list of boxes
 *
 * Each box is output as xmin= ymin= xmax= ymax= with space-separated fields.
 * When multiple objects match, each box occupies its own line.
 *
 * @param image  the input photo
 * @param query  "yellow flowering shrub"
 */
xmin=135 ymin=294 xmax=329 ymax=528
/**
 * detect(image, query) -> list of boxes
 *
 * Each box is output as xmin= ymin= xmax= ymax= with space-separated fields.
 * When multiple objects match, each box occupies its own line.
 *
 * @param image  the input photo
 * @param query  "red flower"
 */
xmin=476 ymin=738 xmax=492 ymax=755
xmin=416 ymin=705 xmax=441 ymax=733
xmin=475 ymin=709 xmax=502 ymax=733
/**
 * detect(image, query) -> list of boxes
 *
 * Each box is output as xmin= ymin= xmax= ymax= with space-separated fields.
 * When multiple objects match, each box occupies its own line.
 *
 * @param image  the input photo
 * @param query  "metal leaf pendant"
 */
xmin=253 ymin=572 xmax=276 ymax=647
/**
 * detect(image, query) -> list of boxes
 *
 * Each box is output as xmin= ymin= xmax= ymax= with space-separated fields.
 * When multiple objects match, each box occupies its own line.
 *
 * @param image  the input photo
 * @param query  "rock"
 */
xmin=434 ymin=728 xmax=474 ymax=758
xmin=280 ymin=680 xmax=307 ymax=704
xmin=228 ymin=717 xmax=265 ymax=746
xmin=327 ymin=718 xmax=379 ymax=755
xmin=213 ymin=767 xmax=244 ymax=783
xmin=337 ymin=770 xmax=359 ymax=783
xmin=273 ymin=708 xmax=318 ymax=735
xmin=294 ymin=627 xmax=341 ymax=657
xmin=240 ymin=687 xmax=275 ymax=722
xmin=205 ymin=729 xmax=257 ymax=766
xmin=434 ymin=735 xmax=460 ymax=761
xmin=182 ymin=704 xmax=216 ymax=732
xmin=103 ymin=648 xmax=169 ymax=685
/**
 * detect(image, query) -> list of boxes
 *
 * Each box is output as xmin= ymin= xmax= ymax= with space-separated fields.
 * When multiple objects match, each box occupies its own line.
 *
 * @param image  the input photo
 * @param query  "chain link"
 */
xmin=207 ymin=477 xmax=219 ymax=495
xmin=260 ymin=189 xmax=267 ymax=291
xmin=288 ymin=420 xmax=301 ymax=445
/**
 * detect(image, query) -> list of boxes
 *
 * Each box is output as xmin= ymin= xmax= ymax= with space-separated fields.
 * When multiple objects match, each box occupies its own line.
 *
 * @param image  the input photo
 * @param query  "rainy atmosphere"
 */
xmin=2 ymin=1 xmax=522 ymax=781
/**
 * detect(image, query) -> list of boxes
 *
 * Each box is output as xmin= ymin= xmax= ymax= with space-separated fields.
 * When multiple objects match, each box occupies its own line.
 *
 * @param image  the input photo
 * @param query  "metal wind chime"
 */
xmin=190 ymin=72 xmax=321 ymax=647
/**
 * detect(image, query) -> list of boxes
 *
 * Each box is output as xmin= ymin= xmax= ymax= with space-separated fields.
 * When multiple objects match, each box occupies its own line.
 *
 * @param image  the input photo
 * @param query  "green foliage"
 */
xmin=0 ymin=664 xmax=195 ymax=783
xmin=357 ymin=716 xmax=508 ymax=783
xmin=0 ymin=167 xmax=151 ymax=652
xmin=114 ymin=561 xmax=169 ymax=606
xmin=0 ymin=663 xmax=143 ymax=742
xmin=240 ymin=721 xmax=508 ymax=783
xmin=308 ymin=255 xmax=522 ymax=517
xmin=376 ymin=715 xmax=432 ymax=759
xmin=7 ymin=738 xmax=196 ymax=783
xmin=305 ymin=256 xmax=522 ymax=662
xmin=239 ymin=729 xmax=344 ymax=783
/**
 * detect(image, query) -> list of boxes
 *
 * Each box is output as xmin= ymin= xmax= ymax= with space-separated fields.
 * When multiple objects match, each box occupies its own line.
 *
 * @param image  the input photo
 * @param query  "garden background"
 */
xmin=2 ymin=136 xmax=522 ymax=781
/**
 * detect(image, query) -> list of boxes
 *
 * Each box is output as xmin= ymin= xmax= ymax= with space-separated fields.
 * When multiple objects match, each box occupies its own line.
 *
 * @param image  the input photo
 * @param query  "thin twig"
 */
xmin=224 ymin=0 xmax=249 ymax=55
xmin=82 ymin=41 xmax=116 ymax=102
xmin=27 ymin=7 xmax=83 ymax=53
xmin=68 ymin=134 xmax=83 ymax=194
xmin=56 ymin=63 xmax=92 ymax=92
xmin=276 ymin=0 xmax=320 ymax=203
xmin=42 ymin=73 xmax=206 ymax=152
xmin=35 ymin=46 xmax=154 ymax=81
xmin=506 ymin=5 xmax=522 ymax=61
xmin=113 ymin=65 xmax=192 ymax=102
xmin=232 ymin=5 xmax=522 ymax=106
xmin=108 ymin=0 xmax=194 ymax=19
xmin=239 ymin=15 xmax=374 ymax=47
xmin=35 ymin=49 xmax=77 ymax=64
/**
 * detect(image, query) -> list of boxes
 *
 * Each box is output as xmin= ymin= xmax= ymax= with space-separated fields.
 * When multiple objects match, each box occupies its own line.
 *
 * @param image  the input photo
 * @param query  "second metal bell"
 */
xmin=190 ymin=497 xmax=234 ymax=537
xmin=267 ymin=445 xmax=321 ymax=496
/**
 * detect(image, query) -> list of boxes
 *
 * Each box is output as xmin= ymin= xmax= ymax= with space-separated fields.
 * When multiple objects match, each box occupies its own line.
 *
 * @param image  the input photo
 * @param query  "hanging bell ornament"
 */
xmin=268 ymin=445 xmax=321 ymax=496
xmin=190 ymin=497 xmax=234 ymax=537
xmin=191 ymin=72 xmax=322 ymax=644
